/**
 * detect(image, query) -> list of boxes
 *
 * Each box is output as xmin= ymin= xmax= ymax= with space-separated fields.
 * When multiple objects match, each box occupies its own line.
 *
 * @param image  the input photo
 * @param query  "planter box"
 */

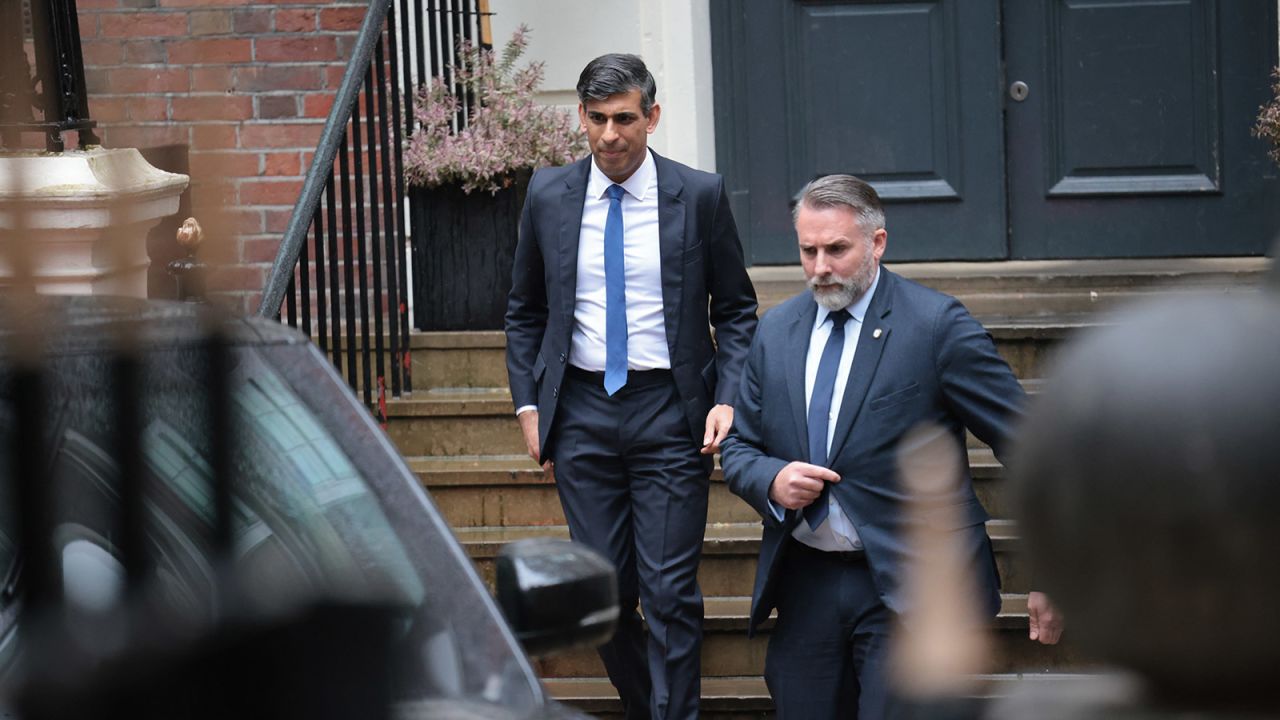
xmin=412 ymin=171 xmax=530 ymax=331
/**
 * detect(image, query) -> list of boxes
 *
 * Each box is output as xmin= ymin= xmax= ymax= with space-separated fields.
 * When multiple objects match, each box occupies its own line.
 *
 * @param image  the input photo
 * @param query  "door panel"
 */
xmin=712 ymin=0 xmax=1007 ymax=264
xmin=1006 ymin=0 xmax=1279 ymax=258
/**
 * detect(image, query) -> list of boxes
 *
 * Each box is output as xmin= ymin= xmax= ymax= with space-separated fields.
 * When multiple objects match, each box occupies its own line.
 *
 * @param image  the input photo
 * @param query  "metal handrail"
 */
xmin=257 ymin=0 xmax=392 ymax=319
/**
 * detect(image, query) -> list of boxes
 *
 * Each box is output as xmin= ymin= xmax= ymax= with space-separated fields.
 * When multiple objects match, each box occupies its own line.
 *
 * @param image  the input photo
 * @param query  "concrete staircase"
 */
xmin=381 ymin=258 xmax=1269 ymax=717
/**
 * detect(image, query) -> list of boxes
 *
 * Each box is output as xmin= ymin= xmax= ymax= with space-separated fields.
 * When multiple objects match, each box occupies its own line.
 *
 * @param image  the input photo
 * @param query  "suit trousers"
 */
xmin=550 ymin=369 xmax=710 ymax=720
xmin=766 ymin=541 xmax=900 ymax=719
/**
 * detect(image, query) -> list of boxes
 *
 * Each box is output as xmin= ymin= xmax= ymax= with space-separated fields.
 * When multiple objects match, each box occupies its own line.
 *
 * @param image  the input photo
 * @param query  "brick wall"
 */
xmin=78 ymin=0 xmax=367 ymax=313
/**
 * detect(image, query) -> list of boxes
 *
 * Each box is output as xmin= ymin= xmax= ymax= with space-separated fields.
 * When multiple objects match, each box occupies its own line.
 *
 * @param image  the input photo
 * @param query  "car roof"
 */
xmin=0 ymin=296 xmax=305 ymax=358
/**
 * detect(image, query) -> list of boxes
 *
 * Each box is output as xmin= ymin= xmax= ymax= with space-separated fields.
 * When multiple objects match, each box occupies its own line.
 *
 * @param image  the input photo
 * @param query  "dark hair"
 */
xmin=793 ymin=174 xmax=886 ymax=238
xmin=576 ymin=54 xmax=657 ymax=116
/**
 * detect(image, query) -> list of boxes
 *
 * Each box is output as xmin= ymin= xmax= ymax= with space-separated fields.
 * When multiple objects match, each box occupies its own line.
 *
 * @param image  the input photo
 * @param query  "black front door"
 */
xmin=1005 ymin=0 xmax=1280 ymax=258
xmin=710 ymin=0 xmax=1280 ymax=263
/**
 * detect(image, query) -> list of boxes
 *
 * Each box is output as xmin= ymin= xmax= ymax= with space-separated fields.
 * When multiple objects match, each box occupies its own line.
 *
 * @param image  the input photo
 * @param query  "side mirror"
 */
xmin=495 ymin=538 xmax=618 ymax=657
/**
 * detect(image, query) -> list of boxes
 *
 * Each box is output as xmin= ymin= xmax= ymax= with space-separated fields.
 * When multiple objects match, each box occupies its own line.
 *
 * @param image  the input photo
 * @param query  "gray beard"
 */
xmin=809 ymin=254 xmax=877 ymax=312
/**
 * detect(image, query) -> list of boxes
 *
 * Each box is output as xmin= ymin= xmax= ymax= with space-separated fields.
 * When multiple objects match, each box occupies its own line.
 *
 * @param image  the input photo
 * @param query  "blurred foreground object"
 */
xmin=0 ymin=148 xmax=188 ymax=297
xmin=1011 ymin=292 xmax=1280 ymax=714
xmin=892 ymin=424 xmax=991 ymax=711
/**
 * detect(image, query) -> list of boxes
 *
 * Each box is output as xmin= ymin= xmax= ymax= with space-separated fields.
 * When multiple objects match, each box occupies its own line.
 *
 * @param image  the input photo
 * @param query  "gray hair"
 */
xmin=793 ymin=174 xmax=885 ymax=239
xmin=576 ymin=54 xmax=657 ymax=116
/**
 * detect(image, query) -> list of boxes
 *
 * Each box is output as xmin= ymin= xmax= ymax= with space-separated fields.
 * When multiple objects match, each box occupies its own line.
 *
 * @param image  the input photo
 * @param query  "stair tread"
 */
xmin=702 ymin=594 xmax=1033 ymax=628
xmin=410 ymin=446 xmax=1001 ymax=484
xmin=544 ymin=671 xmax=1103 ymax=703
xmin=455 ymin=519 xmax=1018 ymax=555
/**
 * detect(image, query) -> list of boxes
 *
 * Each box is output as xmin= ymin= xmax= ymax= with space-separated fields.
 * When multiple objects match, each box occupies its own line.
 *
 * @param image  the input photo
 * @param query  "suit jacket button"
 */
xmin=559 ymin=353 xmax=566 ymax=363
xmin=553 ymin=387 xmax=559 ymax=398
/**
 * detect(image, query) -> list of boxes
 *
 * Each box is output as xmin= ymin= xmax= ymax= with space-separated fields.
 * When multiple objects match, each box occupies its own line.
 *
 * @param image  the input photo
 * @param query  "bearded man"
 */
xmin=721 ymin=174 xmax=1062 ymax=718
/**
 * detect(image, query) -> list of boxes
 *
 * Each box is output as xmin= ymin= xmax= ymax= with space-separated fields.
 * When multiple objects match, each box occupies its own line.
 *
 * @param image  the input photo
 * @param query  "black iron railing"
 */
xmin=259 ymin=0 xmax=491 ymax=424
xmin=0 ymin=0 xmax=98 ymax=152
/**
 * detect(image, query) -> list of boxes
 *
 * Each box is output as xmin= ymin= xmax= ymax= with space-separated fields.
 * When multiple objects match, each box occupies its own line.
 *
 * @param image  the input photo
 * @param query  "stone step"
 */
xmin=457 ymin=519 xmax=1031 ymax=597
xmin=411 ymin=447 xmax=1007 ymax=528
xmin=544 ymin=672 xmax=1102 ymax=717
xmin=529 ymin=594 xmax=1082 ymax=679
xmin=385 ymin=379 xmax=1042 ymax=457
xmin=383 ymin=322 xmax=1073 ymax=392
xmin=751 ymin=257 xmax=1269 ymax=319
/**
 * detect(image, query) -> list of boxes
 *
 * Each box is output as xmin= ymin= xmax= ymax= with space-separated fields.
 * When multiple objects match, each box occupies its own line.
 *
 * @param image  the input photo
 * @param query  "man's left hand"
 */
xmin=702 ymin=404 xmax=734 ymax=455
xmin=1027 ymin=590 xmax=1064 ymax=645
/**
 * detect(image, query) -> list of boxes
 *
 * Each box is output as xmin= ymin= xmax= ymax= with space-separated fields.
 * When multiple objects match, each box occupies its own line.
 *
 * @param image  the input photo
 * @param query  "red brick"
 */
xmin=103 ymin=123 xmax=188 ymax=150
xmin=77 ymin=0 xmax=121 ymax=9
xmin=101 ymin=12 xmax=186 ymax=38
xmin=191 ymin=123 xmax=238 ymax=150
xmin=168 ymin=38 xmax=252 ymax=65
xmin=257 ymin=95 xmax=299 ymax=120
xmin=189 ymin=10 xmax=233 ymax=36
xmin=274 ymin=8 xmax=317 ymax=33
xmin=191 ymin=67 xmax=235 ymax=93
xmin=105 ymin=67 xmax=188 ymax=93
xmin=232 ymin=8 xmax=272 ymax=34
xmin=263 ymin=209 xmax=295 ymax=234
xmin=219 ymin=209 xmax=266 ymax=235
xmin=124 ymin=40 xmax=166 ymax=65
xmin=82 ymin=40 xmax=123 ymax=66
xmin=207 ymin=265 xmax=267 ymax=295
xmin=90 ymin=97 xmax=129 ymax=123
xmin=160 ymin=0 xmax=242 ymax=7
xmin=172 ymin=95 xmax=253 ymax=121
xmin=323 ymin=64 xmax=355 ymax=90
xmin=318 ymin=7 xmax=365 ymax=31
xmin=262 ymin=152 xmax=302 ymax=177
xmin=239 ymin=179 xmax=304 ymax=206
xmin=301 ymin=93 xmax=334 ymax=118
xmin=242 ymin=236 xmax=284 ymax=263
xmin=190 ymin=151 xmax=261 ymax=178
xmin=239 ymin=122 xmax=322 ymax=149
xmin=254 ymin=36 xmax=338 ymax=63
xmin=127 ymin=96 xmax=169 ymax=121
xmin=235 ymin=65 xmax=322 ymax=93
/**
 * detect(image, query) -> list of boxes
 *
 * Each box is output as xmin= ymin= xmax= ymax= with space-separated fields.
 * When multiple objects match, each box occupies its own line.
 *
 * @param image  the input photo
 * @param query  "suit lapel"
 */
xmin=786 ymin=296 xmax=819 ymax=461
xmin=827 ymin=269 xmax=895 ymax=463
xmin=654 ymin=153 xmax=686 ymax=359
xmin=557 ymin=158 xmax=591 ymax=333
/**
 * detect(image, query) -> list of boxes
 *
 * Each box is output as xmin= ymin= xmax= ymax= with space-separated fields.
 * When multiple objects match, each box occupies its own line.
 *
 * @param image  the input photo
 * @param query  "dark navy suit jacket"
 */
xmin=721 ymin=268 xmax=1025 ymax=634
xmin=505 ymin=153 xmax=758 ymax=460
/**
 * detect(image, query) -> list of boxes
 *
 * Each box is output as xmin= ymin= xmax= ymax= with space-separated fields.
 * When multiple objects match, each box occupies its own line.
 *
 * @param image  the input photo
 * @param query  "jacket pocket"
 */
xmin=869 ymin=382 xmax=920 ymax=412
xmin=683 ymin=241 xmax=704 ymax=265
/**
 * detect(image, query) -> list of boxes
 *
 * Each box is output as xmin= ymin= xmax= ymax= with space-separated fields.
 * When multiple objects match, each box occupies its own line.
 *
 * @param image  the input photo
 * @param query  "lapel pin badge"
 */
xmin=873 ymin=328 xmax=883 ymax=339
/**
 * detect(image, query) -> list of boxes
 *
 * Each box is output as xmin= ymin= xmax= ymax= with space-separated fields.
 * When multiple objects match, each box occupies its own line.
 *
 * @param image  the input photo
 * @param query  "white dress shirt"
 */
xmin=570 ymin=149 xmax=669 ymax=373
xmin=514 ymin=150 xmax=669 ymax=416
xmin=770 ymin=267 xmax=881 ymax=551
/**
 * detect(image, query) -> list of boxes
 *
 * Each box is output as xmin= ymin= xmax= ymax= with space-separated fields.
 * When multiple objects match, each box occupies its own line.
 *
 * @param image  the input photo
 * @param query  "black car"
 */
xmin=0 ymin=296 xmax=613 ymax=720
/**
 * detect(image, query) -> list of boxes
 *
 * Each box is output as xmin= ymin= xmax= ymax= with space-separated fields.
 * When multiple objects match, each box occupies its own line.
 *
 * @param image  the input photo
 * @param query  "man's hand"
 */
xmin=1027 ymin=590 xmax=1064 ymax=645
xmin=702 ymin=404 xmax=734 ymax=455
xmin=517 ymin=410 xmax=554 ymax=476
xmin=768 ymin=462 xmax=840 ymax=510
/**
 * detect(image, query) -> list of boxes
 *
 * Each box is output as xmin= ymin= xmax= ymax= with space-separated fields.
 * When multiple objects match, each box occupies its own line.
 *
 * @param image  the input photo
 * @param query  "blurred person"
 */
xmin=721 ymin=174 xmax=1061 ymax=718
xmin=504 ymin=53 xmax=758 ymax=719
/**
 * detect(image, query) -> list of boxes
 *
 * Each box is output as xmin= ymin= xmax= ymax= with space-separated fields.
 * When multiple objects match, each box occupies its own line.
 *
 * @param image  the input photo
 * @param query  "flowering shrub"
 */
xmin=1255 ymin=68 xmax=1280 ymax=167
xmin=404 ymin=26 xmax=586 ymax=194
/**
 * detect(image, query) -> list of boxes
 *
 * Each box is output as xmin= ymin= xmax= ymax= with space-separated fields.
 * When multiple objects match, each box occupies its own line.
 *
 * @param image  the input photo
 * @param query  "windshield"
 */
xmin=0 ymin=336 xmax=541 ymax=714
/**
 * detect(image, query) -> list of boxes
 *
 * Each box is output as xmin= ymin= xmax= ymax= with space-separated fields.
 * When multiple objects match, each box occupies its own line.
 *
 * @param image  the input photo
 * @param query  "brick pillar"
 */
xmin=78 ymin=0 xmax=366 ymax=313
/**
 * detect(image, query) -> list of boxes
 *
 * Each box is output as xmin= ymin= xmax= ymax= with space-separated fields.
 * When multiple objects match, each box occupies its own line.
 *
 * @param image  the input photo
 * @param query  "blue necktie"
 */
xmin=604 ymin=184 xmax=628 ymax=396
xmin=804 ymin=309 xmax=851 ymax=530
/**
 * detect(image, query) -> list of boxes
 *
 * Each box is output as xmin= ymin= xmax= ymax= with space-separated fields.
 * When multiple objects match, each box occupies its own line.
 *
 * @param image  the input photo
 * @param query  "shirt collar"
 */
xmin=816 ymin=266 xmax=881 ymax=327
xmin=588 ymin=148 xmax=657 ymax=202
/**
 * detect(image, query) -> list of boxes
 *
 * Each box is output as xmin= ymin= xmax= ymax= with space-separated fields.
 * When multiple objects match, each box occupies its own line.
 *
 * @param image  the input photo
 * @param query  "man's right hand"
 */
xmin=768 ymin=462 xmax=840 ymax=510
xmin=517 ymin=410 xmax=554 ymax=476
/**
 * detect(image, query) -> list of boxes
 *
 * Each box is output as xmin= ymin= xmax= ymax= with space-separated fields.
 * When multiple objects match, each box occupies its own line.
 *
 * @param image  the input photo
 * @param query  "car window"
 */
xmin=0 ymin=338 xmax=540 ymax=714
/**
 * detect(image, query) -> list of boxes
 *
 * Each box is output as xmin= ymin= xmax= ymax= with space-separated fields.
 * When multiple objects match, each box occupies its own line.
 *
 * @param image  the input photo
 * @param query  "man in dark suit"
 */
xmin=504 ymin=54 xmax=758 ymax=720
xmin=721 ymin=175 xmax=1061 ymax=718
